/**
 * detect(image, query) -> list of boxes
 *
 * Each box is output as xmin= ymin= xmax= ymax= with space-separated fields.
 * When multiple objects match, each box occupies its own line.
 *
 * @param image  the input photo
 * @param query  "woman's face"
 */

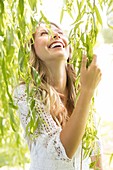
xmin=33 ymin=23 xmax=70 ymax=63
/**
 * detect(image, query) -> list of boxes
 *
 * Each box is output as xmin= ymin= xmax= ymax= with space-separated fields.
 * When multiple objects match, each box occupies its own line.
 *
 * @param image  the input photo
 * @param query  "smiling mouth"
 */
xmin=49 ymin=42 xmax=64 ymax=49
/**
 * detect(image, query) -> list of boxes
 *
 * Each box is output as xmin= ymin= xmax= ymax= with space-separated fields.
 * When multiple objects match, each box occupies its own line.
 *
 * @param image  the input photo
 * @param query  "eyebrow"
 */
xmin=54 ymin=28 xmax=63 ymax=32
xmin=39 ymin=29 xmax=48 ymax=32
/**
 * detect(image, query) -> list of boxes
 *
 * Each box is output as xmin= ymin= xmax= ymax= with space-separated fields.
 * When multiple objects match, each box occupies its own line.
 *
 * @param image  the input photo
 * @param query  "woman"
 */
xmin=14 ymin=22 xmax=103 ymax=170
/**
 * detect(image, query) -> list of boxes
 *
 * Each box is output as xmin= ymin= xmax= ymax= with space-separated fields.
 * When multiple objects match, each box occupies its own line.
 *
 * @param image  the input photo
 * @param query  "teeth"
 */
xmin=50 ymin=42 xmax=63 ymax=48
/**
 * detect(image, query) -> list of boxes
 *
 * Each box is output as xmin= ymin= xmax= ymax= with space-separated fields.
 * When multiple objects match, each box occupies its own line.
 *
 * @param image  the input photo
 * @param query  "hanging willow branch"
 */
xmin=0 ymin=0 xmax=39 ymax=167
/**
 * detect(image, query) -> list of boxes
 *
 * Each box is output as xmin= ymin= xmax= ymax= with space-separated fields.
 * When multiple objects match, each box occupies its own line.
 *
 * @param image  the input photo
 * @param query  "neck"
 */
xmin=45 ymin=60 xmax=67 ymax=94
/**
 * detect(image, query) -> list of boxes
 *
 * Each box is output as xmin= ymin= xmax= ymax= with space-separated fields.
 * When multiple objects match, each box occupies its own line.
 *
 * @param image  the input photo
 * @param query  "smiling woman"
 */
xmin=14 ymin=22 xmax=103 ymax=170
xmin=33 ymin=22 xmax=69 ymax=63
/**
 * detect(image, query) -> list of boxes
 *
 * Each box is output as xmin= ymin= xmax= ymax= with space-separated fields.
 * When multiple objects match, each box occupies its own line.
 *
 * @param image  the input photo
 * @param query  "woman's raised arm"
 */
xmin=60 ymin=55 xmax=102 ymax=158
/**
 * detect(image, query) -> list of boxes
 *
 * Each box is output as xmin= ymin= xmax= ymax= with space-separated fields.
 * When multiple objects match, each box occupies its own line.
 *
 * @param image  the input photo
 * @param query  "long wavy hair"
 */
xmin=29 ymin=22 xmax=77 ymax=128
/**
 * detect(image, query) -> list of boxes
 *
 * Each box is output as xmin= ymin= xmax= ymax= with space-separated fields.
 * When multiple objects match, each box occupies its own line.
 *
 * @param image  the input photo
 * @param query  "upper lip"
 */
xmin=48 ymin=40 xmax=65 ymax=48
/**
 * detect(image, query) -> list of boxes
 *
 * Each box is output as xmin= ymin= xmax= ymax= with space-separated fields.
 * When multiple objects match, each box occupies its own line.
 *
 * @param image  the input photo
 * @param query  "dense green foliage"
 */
xmin=0 ymin=0 xmax=113 ymax=168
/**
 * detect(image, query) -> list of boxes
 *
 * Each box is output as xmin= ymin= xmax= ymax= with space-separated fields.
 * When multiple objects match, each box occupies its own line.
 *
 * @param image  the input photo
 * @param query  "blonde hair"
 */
xmin=29 ymin=22 xmax=77 ymax=128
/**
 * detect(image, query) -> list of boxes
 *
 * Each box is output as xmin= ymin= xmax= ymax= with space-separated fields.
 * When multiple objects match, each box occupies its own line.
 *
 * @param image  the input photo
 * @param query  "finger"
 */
xmin=81 ymin=55 xmax=87 ymax=71
xmin=91 ymin=54 xmax=97 ymax=65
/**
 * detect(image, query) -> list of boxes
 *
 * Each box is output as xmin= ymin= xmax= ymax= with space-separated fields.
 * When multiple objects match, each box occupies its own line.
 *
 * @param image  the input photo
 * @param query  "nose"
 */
xmin=52 ymin=32 xmax=60 ymax=39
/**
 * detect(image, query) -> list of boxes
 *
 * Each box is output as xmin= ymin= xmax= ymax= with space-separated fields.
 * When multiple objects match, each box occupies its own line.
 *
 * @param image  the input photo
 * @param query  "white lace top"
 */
xmin=14 ymin=84 xmax=101 ymax=170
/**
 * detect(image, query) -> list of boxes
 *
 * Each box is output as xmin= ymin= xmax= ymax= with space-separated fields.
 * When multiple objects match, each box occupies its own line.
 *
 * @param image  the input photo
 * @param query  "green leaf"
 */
xmin=0 ymin=117 xmax=3 ymax=136
xmin=73 ymin=21 xmax=84 ymax=32
xmin=76 ymin=0 xmax=80 ymax=13
xmin=109 ymin=154 xmax=113 ymax=165
xmin=77 ymin=0 xmax=85 ymax=13
xmin=2 ymin=58 xmax=14 ymax=103
xmin=87 ymin=0 xmax=93 ymax=11
xmin=108 ymin=23 xmax=113 ymax=30
xmin=79 ymin=0 xmax=85 ymax=9
xmin=31 ymin=67 xmax=41 ymax=85
xmin=9 ymin=101 xmax=18 ymax=110
xmin=73 ymin=5 xmax=86 ymax=24
xmin=0 ymin=0 xmax=4 ymax=14
xmin=94 ymin=5 xmax=103 ymax=25
xmin=67 ymin=10 xmax=73 ymax=19
xmin=40 ymin=10 xmax=50 ymax=24
xmin=28 ymin=0 xmax=37 ymax=10
xmin=60 ymin=8 xmax=64 ymax=23
xmin=89 ymin=161 xmax=96 ymax=168
xmin=9 ymin=107 xmax=16 ymax=131
xmin=18 ymin=0 xmax=24 ymax=16
xmin=107 ymin=0 xmax=113 ymax=11
xmin=18 ymin=46 xmax=25 ymax=71
xmin=30 ymin=99 xmax=35 ymax=110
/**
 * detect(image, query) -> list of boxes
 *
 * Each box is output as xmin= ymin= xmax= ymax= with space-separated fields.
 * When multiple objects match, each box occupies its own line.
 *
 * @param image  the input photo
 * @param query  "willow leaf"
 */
xmin=108 ymin=23 xmax=113 ymax=30
xmin=107 ymin=0 xmax=113 ymax=11
xmin=76 ymin=0 xmax=80 ymax=13
xmin=109 ymin=154 xmax=113 ymax=165
xmin=40 ymin=11 xmax=50 ymax=24
xmin=28 ymin=0 xmax=37 ymax=10
xmin=31 ymin=67 xmax=41 ymax=85
xmin=18 ymin=0 xmax=24 ymax=16
xmin=89 ymin=161 xmax=96 ymax=168
xmin=73 ymin=5 xmax=86 ymax=24
xmin=0 ymin=117 xmax=3 ymax=136
xmin=2 ymin=58 xmax=13 ymax=103
xmin=73 ymin=21 xmax=84 ymax=32
xmin=87 ymin=0 xmax=93 ymax=11
xmin=94 ymin=5 xmax=103 ymax=25
xmin=79 ymin=0 xmax=85 ymax=9
xmin=0 ymin=0 xmax=4 ymax=15
xmin=18 ymin=52 xmax=24 ymax=72
xmin=67 ymin=10 xmax=73 ymax=19
xmin=9 ymin=107 xmax=16 ymax=131
xmin=98 ymin=0 xmax=103 ymax=9
xmin=60 ymin=8 xmax=64 ymax=23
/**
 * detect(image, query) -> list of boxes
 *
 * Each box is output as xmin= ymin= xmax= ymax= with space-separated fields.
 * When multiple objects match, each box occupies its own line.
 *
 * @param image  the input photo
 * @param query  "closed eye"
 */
xmin=58 ymin=31 xmax=63 ymax=35
xmin=41 ymin=31 xmax=48 ymax=36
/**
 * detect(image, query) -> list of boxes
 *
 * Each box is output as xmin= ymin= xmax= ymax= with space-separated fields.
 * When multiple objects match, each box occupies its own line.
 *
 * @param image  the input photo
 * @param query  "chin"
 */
xmin=52 ymin=51 xmax=68 ymax=59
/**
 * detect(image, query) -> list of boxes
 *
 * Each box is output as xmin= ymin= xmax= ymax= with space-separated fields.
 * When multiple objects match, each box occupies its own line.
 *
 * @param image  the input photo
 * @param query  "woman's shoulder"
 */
xmin=14 ymin=83 xmax=43 ymax=99
xmin=13 ymin=83 xmax=27 ymax=98
xmin=12 ymin=83 xmax=28 ymax=108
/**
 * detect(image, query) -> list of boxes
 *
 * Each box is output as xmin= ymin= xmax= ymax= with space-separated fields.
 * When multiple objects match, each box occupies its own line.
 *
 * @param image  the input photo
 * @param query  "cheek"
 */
xmin=34 ymin=40 xmax=45 ymax=58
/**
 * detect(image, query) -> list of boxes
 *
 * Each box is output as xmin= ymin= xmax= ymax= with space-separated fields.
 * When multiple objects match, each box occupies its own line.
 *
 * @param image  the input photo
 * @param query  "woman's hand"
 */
xmin=80 ymin=55 xmax=102 ymax=95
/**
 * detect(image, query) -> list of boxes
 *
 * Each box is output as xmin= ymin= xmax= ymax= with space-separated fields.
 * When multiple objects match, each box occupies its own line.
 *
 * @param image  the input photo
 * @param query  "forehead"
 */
xmin=37 ymin=23 xmax=62 ymax=32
